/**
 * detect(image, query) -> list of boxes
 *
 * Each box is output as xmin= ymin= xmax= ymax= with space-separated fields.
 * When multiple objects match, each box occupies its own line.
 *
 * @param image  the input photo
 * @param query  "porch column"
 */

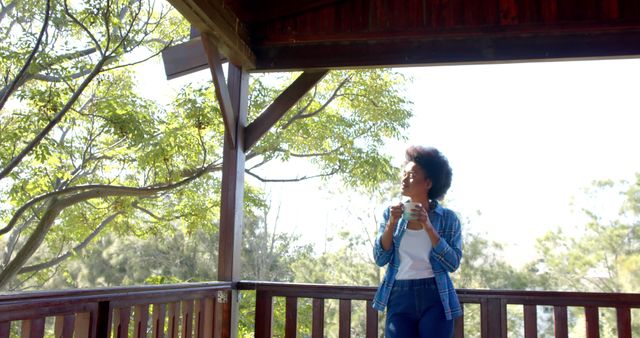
xmin=217 ymin=63 xmax=248 ymax=338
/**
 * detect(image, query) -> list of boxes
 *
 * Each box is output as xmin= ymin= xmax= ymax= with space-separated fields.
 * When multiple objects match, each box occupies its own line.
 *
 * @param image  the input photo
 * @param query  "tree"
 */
xmin=0 ymin=0 xmax=189 ymax=289
xmin=533 ymin=175 xmax=640 ymax=337
xmin=0 ymin=0 xmax=412 ymax=289
xmin=535 ymin=175 xmax=640 ymax=293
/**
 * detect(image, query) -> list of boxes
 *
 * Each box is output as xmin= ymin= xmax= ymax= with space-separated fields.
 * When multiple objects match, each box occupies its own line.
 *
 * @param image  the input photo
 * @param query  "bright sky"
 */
xmin=139 ymin=57 xmax=640 ymax=267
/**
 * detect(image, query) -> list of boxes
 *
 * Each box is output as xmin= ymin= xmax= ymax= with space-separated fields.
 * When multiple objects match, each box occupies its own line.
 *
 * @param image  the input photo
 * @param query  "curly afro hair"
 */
xmin=405 ymin=146 xmax=452 ymax=201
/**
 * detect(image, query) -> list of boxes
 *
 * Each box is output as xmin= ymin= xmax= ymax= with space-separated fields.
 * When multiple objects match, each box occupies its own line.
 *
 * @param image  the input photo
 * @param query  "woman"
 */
xmin=373 ymin=146 xmax=462 ymax=338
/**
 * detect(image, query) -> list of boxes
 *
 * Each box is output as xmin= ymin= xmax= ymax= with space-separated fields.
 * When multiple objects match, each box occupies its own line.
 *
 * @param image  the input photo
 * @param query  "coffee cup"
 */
xmin=403 ymin=202 xmax=422 ymax=220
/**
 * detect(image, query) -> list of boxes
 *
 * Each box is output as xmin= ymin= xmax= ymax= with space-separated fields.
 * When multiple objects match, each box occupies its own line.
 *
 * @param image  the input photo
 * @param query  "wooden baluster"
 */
xmin=181 ymin=300 xmax=193 ymax=338
xmin=203 ymin=298 xmax=215 ymax=338
xmin=114 ymin=307 xmax=131 ymax=338
xmin=134 ymin=305 xmax=149 ymax=338
xmin=311 ymin=299 xmax=324 ymax=338
xmin=584 ymin=306 xmax=599 ymax=338
xmin=54 ymin=315 xmax=74 ymax=338
xmin=453 ymin=313 xmax=463 ymax=338
xmin=339 ymin=299 xmax=351 ymax=338
xmin=152 ymin=304 xmax=166 ymax=338
xmin=194 ymin=299 xmax=205 ymax=338
xmin=75 ymin=312 xmax=91 ymax=338
xmin=616 ymin=307 xmax=631 ymax=338
xmin=481 ymin=299 xmax=506 ymax=338
xmin=255 ymin=291 xmax=273 ymax=338
xmin=365 ymin=301 xmax=378 ymax=338
xmin=553 ymin=306 xmax=568 ymax=338
xmin=21 ymin=318 xmax=45 ymax=338
xmin=113 ymin=309 xmax=121 ymax=338
xmin=1 ymin=322 xmax=11 ymax=338
xmin=524 ymin=305 xmax=537 ymax=338
xmin=95 ymin=301 xmax=111 ymax=338
xmin=285 ymin=297 xmax=297 ymax=338
xmin=168 ymin=302 xmax=180 ymax=338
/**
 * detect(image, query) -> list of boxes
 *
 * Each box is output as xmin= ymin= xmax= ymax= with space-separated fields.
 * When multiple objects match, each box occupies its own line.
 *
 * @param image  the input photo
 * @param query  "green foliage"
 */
xmin=535 ymin=175 xmax=640 ymax=293
xmin=1 ymin=0 xmax=412 ymax=290
xmin=248 ymin=70 xmax=411 ymax=192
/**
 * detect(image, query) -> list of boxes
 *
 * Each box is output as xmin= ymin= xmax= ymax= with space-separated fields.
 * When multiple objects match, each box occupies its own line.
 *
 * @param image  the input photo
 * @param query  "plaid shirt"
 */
xmin=372 ymin=202 xmax=463 ymax=320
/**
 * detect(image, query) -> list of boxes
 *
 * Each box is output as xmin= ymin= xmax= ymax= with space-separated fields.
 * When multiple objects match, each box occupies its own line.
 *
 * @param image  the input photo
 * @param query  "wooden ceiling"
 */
xmin=165 ymin=0 xmax=640 ymax=73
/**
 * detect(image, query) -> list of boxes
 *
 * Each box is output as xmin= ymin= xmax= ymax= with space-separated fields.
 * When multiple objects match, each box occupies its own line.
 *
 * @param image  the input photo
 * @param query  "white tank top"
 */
xmin=396 ymin=228 xmax=435 ymax=280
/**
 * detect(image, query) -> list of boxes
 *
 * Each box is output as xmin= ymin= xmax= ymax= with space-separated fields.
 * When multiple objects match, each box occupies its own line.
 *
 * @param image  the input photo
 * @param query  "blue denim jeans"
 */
xmin=385 ymin=278 xmax=454 ymax=338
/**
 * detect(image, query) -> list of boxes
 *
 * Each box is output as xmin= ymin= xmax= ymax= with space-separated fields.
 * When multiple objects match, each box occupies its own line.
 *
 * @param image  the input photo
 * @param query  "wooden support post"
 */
xmin=215 ymin=61 xmax=248 ymax=338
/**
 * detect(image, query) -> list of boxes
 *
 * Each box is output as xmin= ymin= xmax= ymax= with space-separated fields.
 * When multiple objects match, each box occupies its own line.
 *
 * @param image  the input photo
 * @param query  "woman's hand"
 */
xmin=388 ymin=203 xmax=403 ymax=228
xmin=413 ymin=204 xmax=441 ymax=246
xmin=381 ymin=203 xmax=403 ymax=251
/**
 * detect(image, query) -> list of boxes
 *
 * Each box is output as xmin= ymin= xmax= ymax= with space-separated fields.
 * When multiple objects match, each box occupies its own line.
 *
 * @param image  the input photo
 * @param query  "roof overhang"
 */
xmin=164 ymin=0 xmax=640 ymax=74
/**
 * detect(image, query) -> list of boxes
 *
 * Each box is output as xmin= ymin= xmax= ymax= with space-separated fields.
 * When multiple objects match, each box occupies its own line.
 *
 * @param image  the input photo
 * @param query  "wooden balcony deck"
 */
xmin=1 ymin=281 xmax=638 ymax=337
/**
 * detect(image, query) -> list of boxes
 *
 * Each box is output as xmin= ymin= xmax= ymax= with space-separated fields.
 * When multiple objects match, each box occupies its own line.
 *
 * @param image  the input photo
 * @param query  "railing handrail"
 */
xmin=238 ymin=280 xmax=640 ymax=306
xmin=0 ymin=281 xmax=234 ymax=302
xmin=457 ymin=288 xmax=640 ymax=307
xmin=6 ymin=281 xmax=639 ymax=306
xmin=238 ymin=281 xmax=378 ymax=300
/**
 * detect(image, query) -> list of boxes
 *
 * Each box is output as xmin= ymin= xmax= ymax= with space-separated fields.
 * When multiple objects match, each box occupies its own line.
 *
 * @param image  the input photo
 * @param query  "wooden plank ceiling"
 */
xmin=166 ymin=0 xmax=640 ymax=71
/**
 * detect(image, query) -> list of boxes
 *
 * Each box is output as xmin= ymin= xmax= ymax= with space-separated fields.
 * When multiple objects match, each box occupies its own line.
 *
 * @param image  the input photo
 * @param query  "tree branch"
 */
xmin=293 ymin=83 xmax=317 ymax=117
xmin=30 ymin=68 xmax=95 ymax=82
xmin=0 ymin=47 xmax=100 ymax=100
xmin=18 ymin=212 xmax=122 ymax=274
xmin=1 ymin=161 xmax=215 ymax=235
xmin=245 ymin=167 xmax=339 ymax=183
xmin=0 ymin=162 xmax=214 ymax=288
xmin=132 ymin=203 xmax=165 ymax=221
xmin=102 ymin=40 xmax=173 ymax=72
xmin=338 ymin=92 xmax=381 ymax=107
xmin=281 ymin=76 xmax=350 ymax=130
xmin=108 ymin=0 xmax=143 ymax=56
xmin=0 ymin=198 xmax=62 ymax=290
xmin=0 ymin=55 xmax=110 ymax=181
xmin=0 ymin=0 xmax=51 ymax=111
xmin=64 ymin=0 xmax=103 ymax=56
xmin=1 ymin=211 xmax=40 ymax=269
xmin=288 ymin=145 xmax=343 ymax=158
xmin=0 ymin=0 xmax=17 ymax=22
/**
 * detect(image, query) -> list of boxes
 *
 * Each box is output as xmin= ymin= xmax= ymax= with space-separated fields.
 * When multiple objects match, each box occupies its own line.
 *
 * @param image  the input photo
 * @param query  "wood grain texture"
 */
xmin=523 ymin=304 xmax=537 ymax=338
xmin=553 ymin=306 xmax=568 ymax=338
xmin=312 ymin=299 xmax=324 ymax=338
xmin=585 ymin=306 xmax=600 ymax=338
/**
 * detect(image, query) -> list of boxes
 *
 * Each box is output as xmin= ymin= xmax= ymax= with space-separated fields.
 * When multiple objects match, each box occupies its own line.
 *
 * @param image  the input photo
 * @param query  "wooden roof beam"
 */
xmin=166 ymin=0 xmax=255 ymax=69
xmin=252 ymin=30 xmax=640 ymax=71
xmin=202 ymin=34 xmax=237 ymax=147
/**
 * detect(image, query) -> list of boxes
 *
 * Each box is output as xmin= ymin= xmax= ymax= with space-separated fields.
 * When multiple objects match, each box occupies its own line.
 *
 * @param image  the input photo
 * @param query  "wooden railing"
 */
xmin=0 ymin=282 xmax=233 ymax=338
xmin=1 ymin=281 xmax=639 ymax=337
xmin=456 ymin=288 xmax=640 ymax=338
xmin=237 ymin=281 xmax=380 ymax=338
xmin=238 ymin=281 xmax=640 ymax=338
